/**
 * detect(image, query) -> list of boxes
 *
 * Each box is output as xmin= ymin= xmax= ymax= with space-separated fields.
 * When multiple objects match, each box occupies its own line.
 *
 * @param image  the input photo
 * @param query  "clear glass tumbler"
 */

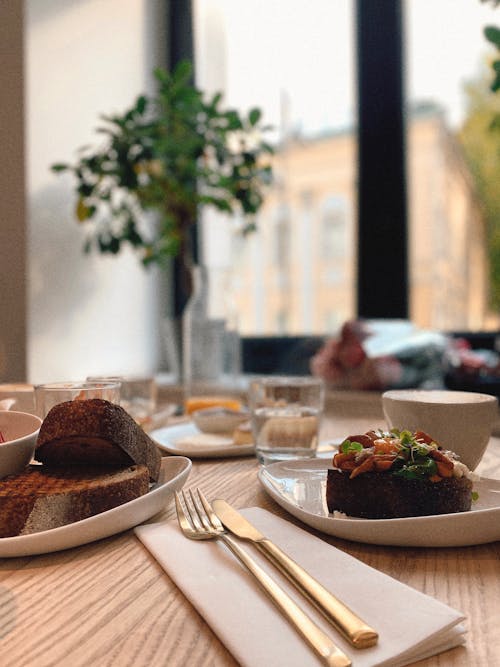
xmin=35 ymin=381 xmax=121 ymax=418
xmin=249 ymin=376 xmax=325 ymax=465
xmin=87 ymin=375 xmax=157 ymax=425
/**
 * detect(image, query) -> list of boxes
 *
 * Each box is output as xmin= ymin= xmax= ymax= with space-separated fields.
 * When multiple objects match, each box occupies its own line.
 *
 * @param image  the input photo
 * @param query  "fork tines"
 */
xmin=176 ymin=488 xmax=224 ymax=533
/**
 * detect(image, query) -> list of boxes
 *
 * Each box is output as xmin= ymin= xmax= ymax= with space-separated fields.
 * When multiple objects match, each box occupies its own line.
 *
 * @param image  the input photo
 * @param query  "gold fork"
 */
xmin=175 ymin=489 xmax=352 ymax=667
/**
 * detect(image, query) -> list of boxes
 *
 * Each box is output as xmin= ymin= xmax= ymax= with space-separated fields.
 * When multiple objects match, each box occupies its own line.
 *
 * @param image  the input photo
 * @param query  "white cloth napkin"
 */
xmin=135 ymin=508 xmax=466 ymax=667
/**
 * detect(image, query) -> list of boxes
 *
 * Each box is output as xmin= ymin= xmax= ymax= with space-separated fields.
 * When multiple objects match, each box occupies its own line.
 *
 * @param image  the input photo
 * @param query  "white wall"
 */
xmin=26 ymin=0 xmax=168 ymax=383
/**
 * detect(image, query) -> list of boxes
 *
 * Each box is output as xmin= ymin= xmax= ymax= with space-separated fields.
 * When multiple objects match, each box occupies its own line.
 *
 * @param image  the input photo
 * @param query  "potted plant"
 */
xmin=52 ymin=60 xmax=273 ymax=309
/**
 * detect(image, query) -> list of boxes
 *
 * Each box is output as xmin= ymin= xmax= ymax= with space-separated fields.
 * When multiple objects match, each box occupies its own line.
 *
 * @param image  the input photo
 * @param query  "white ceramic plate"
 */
xmin=258 ymin=458 xmax=500 ymax=547
xmin=151 ymin=422 xmax=255 ymax=458
xmin=0 ymin=456 xmax=191 ymax=557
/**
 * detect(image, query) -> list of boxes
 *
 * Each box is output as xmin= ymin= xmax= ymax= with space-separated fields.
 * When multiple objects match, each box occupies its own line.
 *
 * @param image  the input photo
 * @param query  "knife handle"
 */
xmin=220 ymin=534 xmax=351 ymax=667
xmin=257 ymin=539 xmax=378 ymax=648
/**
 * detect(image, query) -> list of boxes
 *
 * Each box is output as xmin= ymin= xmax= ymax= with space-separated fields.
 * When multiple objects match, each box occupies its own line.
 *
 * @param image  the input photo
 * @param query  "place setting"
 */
xmin=136 ymin=378 xmax=495 ymax=664
xmin=0 ymin=372 xmax=498 ymax=665
xmin=0 ymin=378 xmax=190 ymax=557
xmin=136 ymin=487 xmax=467 ymax=667
xmin=258 ymin=385 xmax=500 ymax=548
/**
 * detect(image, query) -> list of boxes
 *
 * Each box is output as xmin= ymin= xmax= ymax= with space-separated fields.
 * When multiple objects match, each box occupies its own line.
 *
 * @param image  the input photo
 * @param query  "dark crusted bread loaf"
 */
xmin=326 ymin=469 xmax=473 ymax=519
xmin=35 ymin=399 xmax=161 ymax=481
xmin=0 ymin=464 xmax=149 ymax=537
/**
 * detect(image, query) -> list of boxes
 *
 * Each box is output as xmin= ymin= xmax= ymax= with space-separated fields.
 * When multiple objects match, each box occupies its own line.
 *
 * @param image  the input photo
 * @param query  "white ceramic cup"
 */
xmin=382 ymin=389 xmax=499 ymax=470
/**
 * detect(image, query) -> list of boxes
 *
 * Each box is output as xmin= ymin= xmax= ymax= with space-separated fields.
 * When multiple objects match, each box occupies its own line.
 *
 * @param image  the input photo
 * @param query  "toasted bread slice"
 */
xmin=35 ymin=399 xmax=161 ymax=481
xmin=0 ymin=464 xmax=149 ymax=537
xmin=326 ymin=469 xmax=472 ymax=519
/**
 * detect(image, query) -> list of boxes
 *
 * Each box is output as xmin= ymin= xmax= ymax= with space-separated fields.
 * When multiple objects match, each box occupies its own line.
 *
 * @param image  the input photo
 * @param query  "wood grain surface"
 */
xmin=0 ymin=389 xmax=498 ymax=667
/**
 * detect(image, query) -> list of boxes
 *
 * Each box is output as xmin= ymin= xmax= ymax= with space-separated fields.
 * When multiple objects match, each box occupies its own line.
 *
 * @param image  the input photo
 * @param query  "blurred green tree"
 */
xmin=458 ymin=61 xmax=500 ymax=308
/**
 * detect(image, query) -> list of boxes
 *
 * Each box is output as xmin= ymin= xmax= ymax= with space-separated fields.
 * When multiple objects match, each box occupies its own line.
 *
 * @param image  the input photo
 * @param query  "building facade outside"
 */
xmin=228 ymin=108 xmax=491 ymax=336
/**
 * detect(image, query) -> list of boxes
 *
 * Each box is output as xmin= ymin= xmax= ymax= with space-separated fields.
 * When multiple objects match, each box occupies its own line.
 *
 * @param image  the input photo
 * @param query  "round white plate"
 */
xmin=151 ymin=422 xmax=255 ymax=458
xmin=258 ymin=458 xmax=500 ymax=547
xmin=0 ymin=456 xmax=191 ymax=557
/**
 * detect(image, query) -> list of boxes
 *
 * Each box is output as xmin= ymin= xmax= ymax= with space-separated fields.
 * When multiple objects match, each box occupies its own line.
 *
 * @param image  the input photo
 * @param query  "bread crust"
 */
xmin=0 ymin=464 xmax=149 ymax=537
xmin=35 ymin=399 xmax=161 ymax=481
xmin=326 ymin=469 xmax=473 ymax=519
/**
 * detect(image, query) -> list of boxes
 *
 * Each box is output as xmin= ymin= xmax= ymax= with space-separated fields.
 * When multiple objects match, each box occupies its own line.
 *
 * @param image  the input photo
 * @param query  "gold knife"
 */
xmin=212 ymin=499 xmax=378 ymax=649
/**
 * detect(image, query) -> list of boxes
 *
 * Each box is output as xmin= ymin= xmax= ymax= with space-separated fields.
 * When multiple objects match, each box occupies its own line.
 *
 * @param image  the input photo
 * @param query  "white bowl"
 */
xmin=0 ymin=410 xmax=42 ymax=478
xmin=382 ymin=389 xmax=499 ymax=470
xmin=192 ymin=407 xmax=248 ymax=434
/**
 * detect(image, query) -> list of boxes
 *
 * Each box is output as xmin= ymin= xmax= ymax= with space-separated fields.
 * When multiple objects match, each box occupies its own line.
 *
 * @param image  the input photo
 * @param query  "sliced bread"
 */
xmin=326 ymin=469 xmax=473 ymax=518
xmin=35 ymin=399 xmax=161 ymax=481
xmin=0 ymin=463 xmax=149 ymax=537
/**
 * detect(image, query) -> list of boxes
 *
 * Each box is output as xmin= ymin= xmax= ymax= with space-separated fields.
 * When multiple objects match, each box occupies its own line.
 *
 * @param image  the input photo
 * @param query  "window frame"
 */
xmin=167 ymin=0 xmax=409 ymax=321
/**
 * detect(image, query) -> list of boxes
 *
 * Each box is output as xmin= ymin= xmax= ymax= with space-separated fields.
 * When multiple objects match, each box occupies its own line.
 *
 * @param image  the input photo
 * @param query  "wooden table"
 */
xmin=0 ymin=390 xmax=499 ymax=667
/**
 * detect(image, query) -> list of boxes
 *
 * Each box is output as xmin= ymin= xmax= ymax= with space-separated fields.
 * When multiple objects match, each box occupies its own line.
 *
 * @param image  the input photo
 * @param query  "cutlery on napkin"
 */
xmin=212 ymin=498 xmax=377 ymax=649
xmin=135 ymin=508 xmax=466 ymax=667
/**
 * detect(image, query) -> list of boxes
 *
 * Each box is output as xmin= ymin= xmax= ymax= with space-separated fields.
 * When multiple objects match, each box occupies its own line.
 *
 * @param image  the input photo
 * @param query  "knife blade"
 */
xmin=212 ymin=499 xmax=378 ymax=649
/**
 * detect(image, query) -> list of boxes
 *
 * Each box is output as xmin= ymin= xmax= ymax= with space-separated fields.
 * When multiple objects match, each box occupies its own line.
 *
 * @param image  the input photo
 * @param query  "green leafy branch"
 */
xmin=482 ymin=0 xmax=500 ymax=129
xmin=52 ymin=60 xmax=273 ymax=266
xmin=485 ymin=25 xmax=500 ymax=91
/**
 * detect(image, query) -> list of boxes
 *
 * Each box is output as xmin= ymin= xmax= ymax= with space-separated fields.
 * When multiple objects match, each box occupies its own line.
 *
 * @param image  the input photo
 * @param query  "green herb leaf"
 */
xmin=393 ymin=458 xmax=438 ymax=480
xmin=399 ymin=430 xmax=414 ymax=446
xmin=340 ymin=440 xmax=364 ymax=454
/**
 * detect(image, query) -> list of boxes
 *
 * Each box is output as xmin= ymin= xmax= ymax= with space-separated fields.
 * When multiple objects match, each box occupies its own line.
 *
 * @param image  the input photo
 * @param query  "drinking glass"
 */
xmin=35 ymin=381 xmax=121 ymax=418
xmin=249 ymin=376 xmax=324 ymax=465
xmin=87 ymin=375 xmax=157 ymax=425
xmin=0 ymin=383 xmax=36 ymax=414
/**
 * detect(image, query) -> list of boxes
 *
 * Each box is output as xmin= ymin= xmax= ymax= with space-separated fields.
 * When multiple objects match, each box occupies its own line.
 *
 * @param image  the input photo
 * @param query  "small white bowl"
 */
xmin=382 ymin=389 xmax=499 ymax=470
xmin=192 ymin=407 xmax=248 ymax=434
xmin=0 ymin=410 xmax=42 ymax=478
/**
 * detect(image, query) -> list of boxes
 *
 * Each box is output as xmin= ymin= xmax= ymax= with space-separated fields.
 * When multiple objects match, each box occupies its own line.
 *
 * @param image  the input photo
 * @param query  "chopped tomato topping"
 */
xmin=373 ymin=438 xmax=401 ymax=454
xmin=350 ymin=457 xmax=375 ymax=478
xmin=414 ymin=430 xmax=435 ymax=445
xmin=333 ymin=451 xmax=355 ymax=465
xmin=332 ymin=428 xmax=455 ymax=482
xmin=435 ymin=461 xmax=453 ymax=478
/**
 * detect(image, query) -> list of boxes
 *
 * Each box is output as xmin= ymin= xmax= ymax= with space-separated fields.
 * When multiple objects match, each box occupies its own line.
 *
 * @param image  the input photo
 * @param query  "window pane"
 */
xmin=405 ymin=0 xmax=500 ymax=331
xmin=194 ymin=0 xmax=356 ymax=336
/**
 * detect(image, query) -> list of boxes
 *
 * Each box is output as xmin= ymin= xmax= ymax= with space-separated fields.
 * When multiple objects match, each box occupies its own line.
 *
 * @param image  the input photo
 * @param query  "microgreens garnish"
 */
xmin=340 ymin=440 xmax=364 ymax=454
xmin=393 ymin=457 xmax=438 ymax=480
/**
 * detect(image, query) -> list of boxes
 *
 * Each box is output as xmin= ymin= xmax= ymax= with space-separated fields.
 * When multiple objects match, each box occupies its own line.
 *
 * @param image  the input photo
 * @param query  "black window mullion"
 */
xmin=355 ymin=0 xmax=408 ymax=319
xmin=170 ymin=1 xmax=409 ymax=324
xmin=167 ymin=0 xmax=197 ymax=317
